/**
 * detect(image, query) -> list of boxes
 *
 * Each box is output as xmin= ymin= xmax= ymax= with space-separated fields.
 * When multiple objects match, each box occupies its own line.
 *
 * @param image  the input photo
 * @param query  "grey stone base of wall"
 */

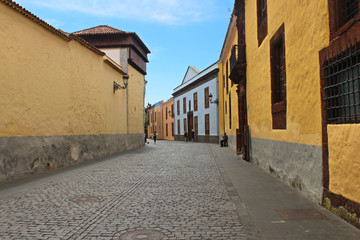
xmin=227 ymin=135 xmax=237 ymax=152
xmin=174 ymin=135 xmax=219 ymax=143
xmin=250 ymin=137 xmax=323 ymax=203
xmin=0 ymin=133 xmax=144 ymax=184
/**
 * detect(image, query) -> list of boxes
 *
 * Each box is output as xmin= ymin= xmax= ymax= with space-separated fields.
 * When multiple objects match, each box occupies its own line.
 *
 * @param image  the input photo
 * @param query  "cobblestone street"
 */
xmin=0 ymin=141 xmax=255 ymax=239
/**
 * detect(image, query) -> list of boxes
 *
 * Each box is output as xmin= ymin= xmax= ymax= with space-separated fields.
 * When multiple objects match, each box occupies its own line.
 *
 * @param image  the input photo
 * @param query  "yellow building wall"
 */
xmin=218 ymin=24 xmax=239 ymax=138
xmin=128 ymin=65 xmax=145 ymax=134
xmin=245 ymin=0 xmax=329 ymax=146
xmin=218 ymin=64 xmax=225 ymax=135
xmin=162 ymin=100 xmax=174 ymax=140
xmin=0 ymin=3 xmax=127 ymax=137
xmin=328 ymin=125 xmax=360 ymax=203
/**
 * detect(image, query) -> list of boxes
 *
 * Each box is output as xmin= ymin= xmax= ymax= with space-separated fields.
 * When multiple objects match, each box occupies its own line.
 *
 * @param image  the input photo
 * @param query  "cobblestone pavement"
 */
xmin=0 ymin=141 xmax=257 ymax=239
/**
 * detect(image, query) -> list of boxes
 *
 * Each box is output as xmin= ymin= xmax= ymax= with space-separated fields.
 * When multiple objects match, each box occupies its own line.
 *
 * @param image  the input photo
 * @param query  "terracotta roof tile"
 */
xmin=73 ymin=25 xmax=151 ymax=54
xmin=1 ymin=0 xmax=106 ymax=57
xmin=73 ymin=25 xmax=132 ymax=35
xmin=1 ymin=0 xmax=70 ymax=41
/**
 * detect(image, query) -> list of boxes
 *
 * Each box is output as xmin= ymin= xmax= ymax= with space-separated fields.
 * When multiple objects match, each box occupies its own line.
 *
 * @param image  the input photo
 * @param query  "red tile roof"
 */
xmin=1 ymin=0 xmax=106 ymax=56
xmin=73 ymin=25 xmax=131 ymax=35
xmin=73 ymin=25 xmax=151 ymax=54
xmin=1 ymin=0 xmax=70 ymax=41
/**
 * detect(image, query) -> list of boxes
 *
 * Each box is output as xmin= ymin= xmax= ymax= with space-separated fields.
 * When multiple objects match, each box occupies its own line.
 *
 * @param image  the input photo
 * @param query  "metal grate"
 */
xmin=344 ymin=0 xmax=359 ymax=22
xmin=322 ymin=39 xmax=360 ymax=124
xmin=230 ymin=44 xmax=246 ymax=73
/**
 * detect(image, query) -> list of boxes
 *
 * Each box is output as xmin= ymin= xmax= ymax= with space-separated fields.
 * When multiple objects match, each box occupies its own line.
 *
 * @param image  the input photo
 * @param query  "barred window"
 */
xmin=257 ymin=0 xmax=268 ymax=46
xmin=323 ymin=41 xmax=360 ymax=124
xmin=343 ymin=0 xmax=359 ymax=23
xmin=329 ymin=0 xmax=359 ymax=38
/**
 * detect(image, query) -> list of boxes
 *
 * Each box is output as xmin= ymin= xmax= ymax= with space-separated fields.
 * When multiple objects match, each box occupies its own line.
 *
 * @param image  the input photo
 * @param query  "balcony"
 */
xmin=229 ymin=44 xmax=246 ymax=84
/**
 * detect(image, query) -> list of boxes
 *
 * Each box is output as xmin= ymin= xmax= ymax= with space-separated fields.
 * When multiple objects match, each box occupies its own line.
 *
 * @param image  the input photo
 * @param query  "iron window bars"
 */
xmin=344 ymin=0 xmax=359 ymax=22
xmin=322 ymin=39 xmax=360 ymax=124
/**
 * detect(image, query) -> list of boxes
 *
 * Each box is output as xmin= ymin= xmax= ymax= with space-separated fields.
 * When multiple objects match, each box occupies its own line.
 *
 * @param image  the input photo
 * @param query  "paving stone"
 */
xmin=0 ymin=142 xmax=254 ymax=239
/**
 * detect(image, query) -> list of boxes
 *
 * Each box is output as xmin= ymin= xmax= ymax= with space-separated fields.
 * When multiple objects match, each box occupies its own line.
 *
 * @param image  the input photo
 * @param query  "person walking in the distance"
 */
xmin=153 ymin=131 xmax=157 ymax=144
xmin=184 ymin=131 xmax=187 ymax=142
xmin=191 ymin=129 xmax=195 ymax=142
xmin=220 ymin=132 xmax=228 ymax=147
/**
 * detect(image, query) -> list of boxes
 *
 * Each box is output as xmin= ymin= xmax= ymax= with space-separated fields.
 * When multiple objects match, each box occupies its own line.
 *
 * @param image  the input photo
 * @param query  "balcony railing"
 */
xmin=229 ymin=44 xmax=246 ymax=84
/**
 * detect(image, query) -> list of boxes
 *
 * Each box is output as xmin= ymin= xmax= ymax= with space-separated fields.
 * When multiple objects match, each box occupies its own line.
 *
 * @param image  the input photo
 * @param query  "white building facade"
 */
xmin=173 ymin=63 xmax=219 ymax=143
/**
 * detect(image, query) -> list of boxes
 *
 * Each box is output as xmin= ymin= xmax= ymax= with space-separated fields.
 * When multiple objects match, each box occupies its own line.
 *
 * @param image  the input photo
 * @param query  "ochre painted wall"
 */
xmin=128 ymin=65 xmax=145 ymax=134
xmin=0 ymin=4 xmax=128 ymax=136
xmin=218 ymin=64 xmax=225 ymax=135
xmin=328 ymin=125 xmax=360 ymax=204
xmin=245 ymin=0 xmax=329 ymax=146
xmin=218 ymin=22 xmax=239 ymax=138
xmin=162 ymin=99 xmax=174 ymax=141
xmin=147 ymin=105 xmax=164 ymax=139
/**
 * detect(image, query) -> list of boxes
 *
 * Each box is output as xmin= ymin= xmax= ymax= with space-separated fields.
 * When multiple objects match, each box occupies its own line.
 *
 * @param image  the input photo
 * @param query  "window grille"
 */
xmin=344 ymin=0 xmax=359 ymax=22
xmin=322 ymin=40 xmax=360 ymax=124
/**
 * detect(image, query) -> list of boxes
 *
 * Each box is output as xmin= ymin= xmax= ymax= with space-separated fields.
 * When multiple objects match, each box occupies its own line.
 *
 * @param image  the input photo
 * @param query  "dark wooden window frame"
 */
xmin=166 ymin=107 xmax=168 ymax=120
xmin=204 ymin=87 xmax=209 ymax=109
xmin=205 ymin=114 xmax=210 ymax=135
xmin=172 ymin=122 xmax=174 ymax=136
xmin=270 ymin=23 xmax=287 ymax=130
xmin=166 ymin=123 xmax=168 ymax=136
xmin=226 ymin=61 xmax=229 ymax=94
xmin=183 ymin=97 xmax=186 ymax=114
xmin=194 ymin=92 xmax=198 ymax=111
xmin=177 ymin=119 xmax=180 ymax=135
xmin=183 ymin=118 xmax=187 ymax=134
xmin=328 ymin=0 xmax=360 ymax=40
xmin=257 ymin=0 xmax=268 ymax=46
xmin=177 ymin=100 xmax=180 ymax=115
xmin=194 ymin=116 xmax=198 ymax=135
xmin=229 ymin=92 xmax=232 ymax=129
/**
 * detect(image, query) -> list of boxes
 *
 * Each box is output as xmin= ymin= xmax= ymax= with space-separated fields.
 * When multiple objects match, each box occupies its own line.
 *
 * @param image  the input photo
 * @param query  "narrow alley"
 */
xmin=0 ymin=141 xmax=358 ymax=239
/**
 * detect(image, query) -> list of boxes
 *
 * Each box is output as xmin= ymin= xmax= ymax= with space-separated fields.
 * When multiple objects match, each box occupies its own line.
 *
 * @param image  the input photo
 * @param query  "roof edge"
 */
xmin=2 ymin=0 xmax=71 ymax=42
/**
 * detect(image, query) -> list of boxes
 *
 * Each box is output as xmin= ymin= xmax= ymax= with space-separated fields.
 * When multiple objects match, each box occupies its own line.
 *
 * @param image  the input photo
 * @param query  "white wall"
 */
xmin=174 ymin=76 xmax=218 ymax=136
xmin=101 ymin=48 xmax=129 ymax=73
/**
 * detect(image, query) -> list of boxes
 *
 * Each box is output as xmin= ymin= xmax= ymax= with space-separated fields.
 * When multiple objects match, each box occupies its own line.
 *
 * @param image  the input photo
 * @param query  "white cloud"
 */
xmin=24 ymin=0 xmax=219 ymax=25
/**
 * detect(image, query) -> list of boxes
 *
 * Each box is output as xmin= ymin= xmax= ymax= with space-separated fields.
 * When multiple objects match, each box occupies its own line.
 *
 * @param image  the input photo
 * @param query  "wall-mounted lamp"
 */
xmin=209 ymin=93 xmax=219 ymax=104
xmin=168 ymin=110 xmax=174 ymax=117
xmin=113 ymin=74 xmax=129 ymax=93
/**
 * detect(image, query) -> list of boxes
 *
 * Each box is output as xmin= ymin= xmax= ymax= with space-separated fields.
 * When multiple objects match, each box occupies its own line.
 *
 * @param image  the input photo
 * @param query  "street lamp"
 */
xmin=209 ymin=93 xmax=219 ymax=104
xmin=113 ymin=74 xmax=129 ymax=93
xmin=168 ymin=110 xmax=173 ymax=117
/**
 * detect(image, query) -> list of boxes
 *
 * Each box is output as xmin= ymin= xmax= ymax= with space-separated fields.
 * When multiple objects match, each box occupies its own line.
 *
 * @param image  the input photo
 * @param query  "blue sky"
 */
xmin=15 ymin=0 xmax=234 ymax=105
